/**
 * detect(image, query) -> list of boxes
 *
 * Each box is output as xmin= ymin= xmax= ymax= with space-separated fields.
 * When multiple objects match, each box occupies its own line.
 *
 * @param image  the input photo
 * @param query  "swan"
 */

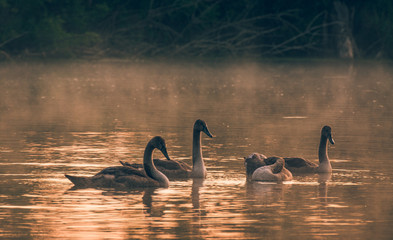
xmin=244 ymin=153 xmax=268 ymax=179
xmin=65 ymin=136 xmax=171 ymax=188
xmin=120 ymin=119 xmax=213 ymax=179
xmin=278 ymin=125 xmax=334 ymax=173
xmin=249 ymin=157 xmax=293 ymax=182
xmin=247 ymin=126 xmax=335 ymax=174
xmin=244 ymin=154 xmax=292 ymax=181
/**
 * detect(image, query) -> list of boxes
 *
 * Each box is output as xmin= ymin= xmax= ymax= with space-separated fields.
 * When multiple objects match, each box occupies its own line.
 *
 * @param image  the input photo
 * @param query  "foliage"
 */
xmin=352 ymin=0 xmax=393 ymax=58
xmin=0 ymin=0 xmax=392 ymax=59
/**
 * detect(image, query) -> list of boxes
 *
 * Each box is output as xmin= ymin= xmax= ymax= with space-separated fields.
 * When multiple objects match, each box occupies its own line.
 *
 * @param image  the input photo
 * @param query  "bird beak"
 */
xmin=161 ymin=147 xmax=171 ymax=160
xmin=203 ymin=127 xmax=213 ymax=138
xmin=329 ymin=134 xmax=335 ymax=145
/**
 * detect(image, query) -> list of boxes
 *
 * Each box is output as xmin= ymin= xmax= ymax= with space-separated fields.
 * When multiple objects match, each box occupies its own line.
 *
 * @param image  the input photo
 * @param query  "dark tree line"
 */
xmin=0 ymin=0 xmax=392 ymax=59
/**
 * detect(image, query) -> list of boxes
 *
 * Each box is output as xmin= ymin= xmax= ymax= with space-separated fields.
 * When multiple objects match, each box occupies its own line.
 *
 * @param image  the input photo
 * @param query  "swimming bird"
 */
xmin=244 ymin=153 xmax=268 ymax=179
xmin=244 ymin=154 xmax=292 ymax=181
xmin=120 ymin=119 xmax=213 ymax=179
xmin=65 ymin=136 xmax=171 ymax=189
xmin=248 ymin=156 xmax=293 ymax=182
xmin=248 ymin=126 xmax=335 ymax=174
xmin=281 ymin=125 xmax=334 ymax=173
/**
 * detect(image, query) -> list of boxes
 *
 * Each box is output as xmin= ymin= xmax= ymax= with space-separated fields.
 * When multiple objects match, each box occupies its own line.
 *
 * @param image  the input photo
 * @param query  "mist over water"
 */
xmin=0 ymin=59 xmax=392 ymax=239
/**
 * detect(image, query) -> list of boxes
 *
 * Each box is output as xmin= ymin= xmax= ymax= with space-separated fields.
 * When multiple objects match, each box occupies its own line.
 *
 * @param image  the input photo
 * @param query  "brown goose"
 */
xmin=65 ymin=136 xmax=171 ymax=188
xmin=120 ymin=119 xmax=213 ymax=179
xmin=244 ymin=154 xmax=292 ymax=181
xmin=248 ymin=157 xmax=293 ymax=182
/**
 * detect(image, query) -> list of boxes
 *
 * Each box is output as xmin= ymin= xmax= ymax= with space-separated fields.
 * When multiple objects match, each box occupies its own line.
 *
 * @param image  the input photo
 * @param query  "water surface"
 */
xmin=0 ymin=60 xmax=392 ymax=239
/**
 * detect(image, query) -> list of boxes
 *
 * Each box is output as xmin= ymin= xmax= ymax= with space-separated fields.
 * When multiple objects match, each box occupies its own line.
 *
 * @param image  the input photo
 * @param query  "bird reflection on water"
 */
xmin=318 ymin=172 xmax=332 ymax=205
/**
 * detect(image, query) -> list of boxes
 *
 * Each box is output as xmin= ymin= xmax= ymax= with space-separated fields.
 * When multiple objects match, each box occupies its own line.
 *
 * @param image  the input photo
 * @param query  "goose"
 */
xmin=249 ymin=126 xmax=335 ymax=174
xmin=120 ymin=119 xmax=213 ymax=179
xmin=249 ymin=156 xmax=293 ymax=182
xmin=65 ymin=136 xmax=171 ymax=188
xmin=244 ymin=153 xmax=292 ymax=181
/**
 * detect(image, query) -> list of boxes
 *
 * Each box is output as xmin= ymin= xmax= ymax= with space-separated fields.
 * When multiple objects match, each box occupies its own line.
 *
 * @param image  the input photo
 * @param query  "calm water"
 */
xmin=0 ymin=59 xmax=392 ymax=239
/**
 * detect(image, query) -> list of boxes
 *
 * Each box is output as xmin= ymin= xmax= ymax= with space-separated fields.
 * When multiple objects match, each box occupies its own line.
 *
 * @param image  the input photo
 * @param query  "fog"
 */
xmin=1 ymin=59 xmax=393 ymax=164
xmin=2 ymin=60 xmax=391 ymax=130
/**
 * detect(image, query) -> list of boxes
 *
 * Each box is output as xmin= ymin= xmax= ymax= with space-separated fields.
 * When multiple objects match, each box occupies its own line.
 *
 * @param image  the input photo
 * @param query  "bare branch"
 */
xmin=0 ymin=32 xmax=28 ymax=48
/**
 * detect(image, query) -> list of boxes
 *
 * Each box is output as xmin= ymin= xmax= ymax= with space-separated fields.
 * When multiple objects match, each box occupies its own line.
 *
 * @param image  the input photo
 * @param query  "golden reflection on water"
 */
xmin=0 ymin=60 xmax=392 ymax=239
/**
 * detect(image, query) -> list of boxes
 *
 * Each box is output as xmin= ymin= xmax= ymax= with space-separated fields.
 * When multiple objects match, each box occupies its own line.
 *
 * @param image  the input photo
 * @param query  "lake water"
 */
xmin=0 ymin=59 xmax=392 ymax=239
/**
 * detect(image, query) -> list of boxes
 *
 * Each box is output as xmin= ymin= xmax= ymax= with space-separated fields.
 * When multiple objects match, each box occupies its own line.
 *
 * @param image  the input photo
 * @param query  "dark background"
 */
xmin=1 ymin=0 xmax=392 ymax=59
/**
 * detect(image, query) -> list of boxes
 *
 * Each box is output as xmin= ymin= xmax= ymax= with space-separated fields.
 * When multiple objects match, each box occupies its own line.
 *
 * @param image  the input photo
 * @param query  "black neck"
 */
xmin=143 ymin=142 xmax=157 ymax=179
xmin=318 ymin=134 xmax=328 ymax=163
xmin=192 ymin=128 xmax=202 ymax=165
